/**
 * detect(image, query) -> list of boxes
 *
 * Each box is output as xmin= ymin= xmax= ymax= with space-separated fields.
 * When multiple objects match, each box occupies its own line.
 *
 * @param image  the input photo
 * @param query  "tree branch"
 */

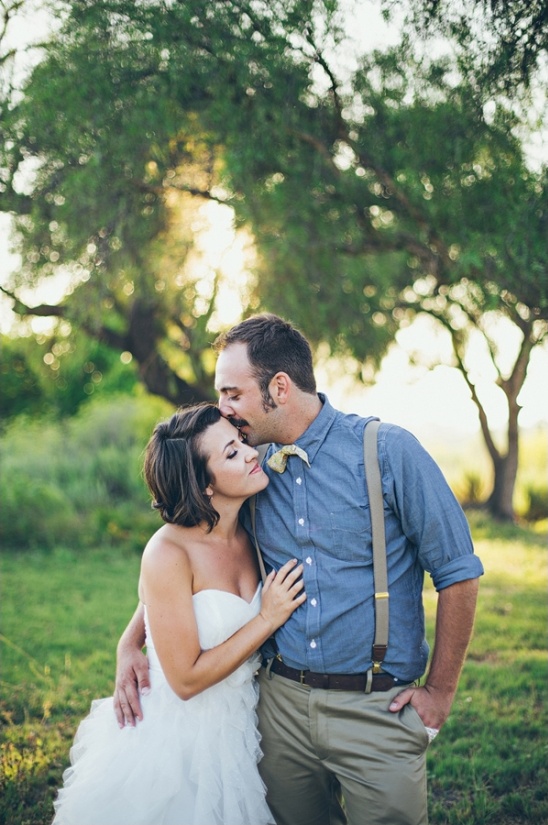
xmin=0 ymin=285 xmax=65 ymax=318
xmin=423 ymin=308 xmax=502 ymax=464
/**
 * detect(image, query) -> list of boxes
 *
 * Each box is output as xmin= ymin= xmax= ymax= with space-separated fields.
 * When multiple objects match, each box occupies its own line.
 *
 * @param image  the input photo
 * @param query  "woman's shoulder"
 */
xmin=141 ymin=524 xmax=194 ymax=573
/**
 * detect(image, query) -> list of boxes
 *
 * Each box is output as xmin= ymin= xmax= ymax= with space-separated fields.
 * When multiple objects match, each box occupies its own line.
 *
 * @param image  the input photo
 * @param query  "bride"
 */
xmin=52 ymin=403 xmax=305 ymax=825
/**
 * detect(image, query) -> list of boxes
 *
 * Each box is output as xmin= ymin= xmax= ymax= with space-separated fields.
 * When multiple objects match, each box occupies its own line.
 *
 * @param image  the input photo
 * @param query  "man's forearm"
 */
xmin=118 ymin=602 xmax=146 ymax=653
xmin=425 ymin=577 xmax=480 ymax=697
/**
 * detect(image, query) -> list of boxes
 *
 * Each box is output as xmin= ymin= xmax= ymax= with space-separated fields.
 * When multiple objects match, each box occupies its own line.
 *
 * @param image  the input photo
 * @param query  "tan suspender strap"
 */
xmin=249 ymin=444 xmax=269 ymax=583
xmin=364 ymin=420 xmax=389 ymax=672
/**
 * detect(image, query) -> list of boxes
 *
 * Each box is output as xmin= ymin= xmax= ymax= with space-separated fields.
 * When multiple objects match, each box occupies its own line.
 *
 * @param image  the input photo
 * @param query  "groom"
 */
xmin=114 ymin=313 xmax=483 ymax=825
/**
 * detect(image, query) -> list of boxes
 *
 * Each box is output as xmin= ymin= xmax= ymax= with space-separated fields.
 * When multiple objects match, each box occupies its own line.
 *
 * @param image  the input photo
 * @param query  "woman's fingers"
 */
xmin=275 ymin=559 xmax=303 ymax=585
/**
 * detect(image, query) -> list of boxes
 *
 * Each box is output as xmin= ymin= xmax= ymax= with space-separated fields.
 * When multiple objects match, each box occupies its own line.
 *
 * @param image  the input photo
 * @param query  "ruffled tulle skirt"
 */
xmin=52 ymin=656 xmax=273 ymax=825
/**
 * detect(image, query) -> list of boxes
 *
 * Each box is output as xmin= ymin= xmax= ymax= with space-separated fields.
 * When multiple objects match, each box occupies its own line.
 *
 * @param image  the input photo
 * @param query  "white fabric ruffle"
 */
xmin=53 ymin=586 xmax=273 ymax=825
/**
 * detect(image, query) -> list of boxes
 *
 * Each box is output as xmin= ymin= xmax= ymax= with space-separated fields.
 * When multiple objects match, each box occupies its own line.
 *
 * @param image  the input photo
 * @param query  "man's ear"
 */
xmin=269 ymin=372 xmax=291 ymax=405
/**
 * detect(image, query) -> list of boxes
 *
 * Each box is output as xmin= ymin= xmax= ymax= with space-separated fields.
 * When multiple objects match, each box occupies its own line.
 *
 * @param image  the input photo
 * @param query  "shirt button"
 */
xmin=298 ymin=518 xmax=305 ymax=526
xmin=305 ymin=557 xmax=312 ymax=565
xmin=310 ymin=639 xmax=317 ymax=649
xmin=296 ymin=477 xmax=302 ymax=485
xmin=311 ymin=598 xmax=317 ymax=607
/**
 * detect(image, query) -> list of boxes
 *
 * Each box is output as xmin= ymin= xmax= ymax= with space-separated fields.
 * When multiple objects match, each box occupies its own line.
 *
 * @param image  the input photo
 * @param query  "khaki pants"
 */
xmin=257 ymin=669 xmax=429 ymax=825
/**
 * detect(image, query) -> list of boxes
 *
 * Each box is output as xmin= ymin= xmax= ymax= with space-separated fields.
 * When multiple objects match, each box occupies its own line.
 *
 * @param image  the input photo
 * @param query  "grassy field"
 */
xmin=1 ymin=514 xmax=547 ymax=825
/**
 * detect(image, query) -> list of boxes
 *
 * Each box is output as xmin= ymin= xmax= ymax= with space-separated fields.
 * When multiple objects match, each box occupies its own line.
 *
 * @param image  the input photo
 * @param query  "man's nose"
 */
xmin=218 ymin=397 xmax=232 ymax=417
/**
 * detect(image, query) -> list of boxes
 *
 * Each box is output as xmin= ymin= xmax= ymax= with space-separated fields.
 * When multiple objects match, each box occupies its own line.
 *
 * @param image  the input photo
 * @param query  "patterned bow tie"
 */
xmin=266 ymin=444 xmax=310 ymax=473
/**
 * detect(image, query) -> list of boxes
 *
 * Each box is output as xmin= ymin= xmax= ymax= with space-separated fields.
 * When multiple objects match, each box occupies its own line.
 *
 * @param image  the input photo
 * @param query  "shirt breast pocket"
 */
xmin=328 ymin=505 xmax=371 ymax=561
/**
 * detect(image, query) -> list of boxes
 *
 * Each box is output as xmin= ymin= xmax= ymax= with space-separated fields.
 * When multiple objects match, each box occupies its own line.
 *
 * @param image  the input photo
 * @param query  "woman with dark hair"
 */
xmin=52 ymin=403 xmax=305 ymax=825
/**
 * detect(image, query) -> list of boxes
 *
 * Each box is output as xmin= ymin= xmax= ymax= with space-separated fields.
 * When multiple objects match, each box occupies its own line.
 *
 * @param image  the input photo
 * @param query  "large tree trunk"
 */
xmin=1 ymin=290 xmax=214 ymax=408
xmin=474 ymin=382 xmax=521 ymax=522
xmin=136 ymin=350 xmax=212 ymax=406
xmin=483 ymin=329 xmax=534 ymax=521
xmin=126 ymin=299 xmax=213 ymax=406
xmin=448 ymin=319 xmax=536 ymax=523
xmin=486 ymin=445 xmax=519 ymax=521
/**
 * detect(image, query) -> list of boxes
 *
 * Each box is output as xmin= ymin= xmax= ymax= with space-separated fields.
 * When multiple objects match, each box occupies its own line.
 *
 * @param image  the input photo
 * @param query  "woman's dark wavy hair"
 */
xmin=143 ymin=403 xmax=222 ymax=532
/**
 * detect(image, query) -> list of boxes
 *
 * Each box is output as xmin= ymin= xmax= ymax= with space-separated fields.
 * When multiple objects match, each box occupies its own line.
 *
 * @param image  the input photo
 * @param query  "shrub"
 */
xmin=0 ymin=475 xmax=81 ymax=550
xmin=0 ymin=394 xmax=172 ymax=552
xmin=524 ymin=483 xmax=548 ymax=522
xmin=456 ymin=471 xmax=488 ymax=507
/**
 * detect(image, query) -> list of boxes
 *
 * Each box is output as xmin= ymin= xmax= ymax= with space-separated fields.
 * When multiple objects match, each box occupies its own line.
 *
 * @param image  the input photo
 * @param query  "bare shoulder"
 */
xmin=141 ymin=524 xmax=193 ymax=581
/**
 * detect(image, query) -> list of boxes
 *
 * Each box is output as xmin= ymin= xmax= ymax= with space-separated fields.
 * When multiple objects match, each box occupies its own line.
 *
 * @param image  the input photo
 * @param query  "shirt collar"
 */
xmin=292 ymin=393 xmax=337 ymax=465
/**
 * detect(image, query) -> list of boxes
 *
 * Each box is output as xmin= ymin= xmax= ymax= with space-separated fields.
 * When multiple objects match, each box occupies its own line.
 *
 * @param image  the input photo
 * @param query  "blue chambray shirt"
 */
xmin=243 ymin=394 xmax=484 ymax=683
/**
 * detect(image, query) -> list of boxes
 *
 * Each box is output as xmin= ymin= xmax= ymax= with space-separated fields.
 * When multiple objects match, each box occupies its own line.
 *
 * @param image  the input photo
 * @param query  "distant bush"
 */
xmin=0 ymin=394 xmax=173 ymax=552
xmin=456 ymin=470 xmax=488 ymax=507
xmin=523 ymin=483 xmax=548 ymax=522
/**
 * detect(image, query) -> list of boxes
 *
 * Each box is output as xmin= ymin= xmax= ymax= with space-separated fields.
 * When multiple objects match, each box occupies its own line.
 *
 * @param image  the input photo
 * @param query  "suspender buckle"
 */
xmin=371 ymin=644 xmax=387 ymax=674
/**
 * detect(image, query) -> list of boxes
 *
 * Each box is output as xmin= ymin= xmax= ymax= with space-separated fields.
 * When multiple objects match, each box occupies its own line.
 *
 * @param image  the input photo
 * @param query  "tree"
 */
xmin=1 ymin=0 xmax=328 ymax=403
xmin=0 ymin=330 xmax=139 ymax=419
xmin=231 ymin=42 xmax=547 ymax=521
xmin=387 ymin=0 xmax=548 ymax=93
xmin=1 ymin=0 xmax=546 ymax=519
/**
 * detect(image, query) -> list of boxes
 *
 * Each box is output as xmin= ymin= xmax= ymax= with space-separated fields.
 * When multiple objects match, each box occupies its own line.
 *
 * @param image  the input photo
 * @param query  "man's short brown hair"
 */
xmin=213 ymin=314 xmax=316 ymax=401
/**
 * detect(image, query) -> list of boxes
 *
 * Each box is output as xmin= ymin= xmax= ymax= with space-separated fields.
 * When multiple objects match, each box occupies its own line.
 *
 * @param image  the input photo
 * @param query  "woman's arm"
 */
xmin=142 ymin=540 xmax=305 ymax=701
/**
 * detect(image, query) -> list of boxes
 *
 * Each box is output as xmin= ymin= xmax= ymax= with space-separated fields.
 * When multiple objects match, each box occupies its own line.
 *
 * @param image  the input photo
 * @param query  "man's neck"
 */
xmin=277 ymin=392 xmax=323 ymax=444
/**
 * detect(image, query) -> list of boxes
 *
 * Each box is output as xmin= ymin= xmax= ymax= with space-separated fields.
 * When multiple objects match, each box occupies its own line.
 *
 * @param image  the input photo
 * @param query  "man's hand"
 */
xmin=388 ymin=683 xmax=453 ymax=730
xmin=113 ymin=602 xmax=150 ymax=727
xmin=113 ymin=645 xmax=151 ymax=728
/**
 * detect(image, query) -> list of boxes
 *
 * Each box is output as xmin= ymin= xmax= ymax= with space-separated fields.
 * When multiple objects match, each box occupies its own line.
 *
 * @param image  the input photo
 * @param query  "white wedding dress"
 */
xmin=52 ymin=584 xmax=274 ymax=825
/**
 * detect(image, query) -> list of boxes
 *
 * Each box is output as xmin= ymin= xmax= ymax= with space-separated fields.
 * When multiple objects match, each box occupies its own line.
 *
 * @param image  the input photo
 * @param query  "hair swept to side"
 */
xmin=213 ymin=313 xmax=316 ymax=400
xmin=143 ymin=403 xmax=222 ymax=532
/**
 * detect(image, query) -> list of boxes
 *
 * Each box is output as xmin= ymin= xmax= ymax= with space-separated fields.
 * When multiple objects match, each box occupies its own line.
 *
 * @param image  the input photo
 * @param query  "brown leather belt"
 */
xmin=268 ymin=657 xmax=403 ymax=692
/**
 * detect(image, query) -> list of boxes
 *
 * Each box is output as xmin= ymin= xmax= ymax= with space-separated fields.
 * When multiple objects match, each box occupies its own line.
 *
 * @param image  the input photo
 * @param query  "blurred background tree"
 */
xmin=393 ymin=0 xmax=548 ymax=93
xmin=1 ymin=0 xmax=546 ymax=520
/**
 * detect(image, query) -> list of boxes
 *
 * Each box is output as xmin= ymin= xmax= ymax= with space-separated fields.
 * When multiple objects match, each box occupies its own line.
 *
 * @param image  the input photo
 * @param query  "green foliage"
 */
xmin=1 ymin=0 xmax=329 ymax=405
xmin=523 ymin=484 xmax=548 ymax=522
xmin=1 ymin=522 xmax=546 ymax=824
xmin=457 ymin=470 xmax=488 ymax=507
xmin=0 ymin=394 xmax=172 ymax=551
xmin=241 ymin=46 xmax=548 ymax=352
xmin=0 ymin=335 xmax=45 ymax=420
xmin=391 ymin=0 xmax=548 ymax=94
xmin=0 ymin=332 xmax=139 ymax=422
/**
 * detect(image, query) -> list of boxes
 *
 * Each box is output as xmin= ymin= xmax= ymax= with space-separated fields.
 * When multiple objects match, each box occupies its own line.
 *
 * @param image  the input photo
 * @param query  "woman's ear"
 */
xmin=205 ymin=484 xmax=214 ymax=498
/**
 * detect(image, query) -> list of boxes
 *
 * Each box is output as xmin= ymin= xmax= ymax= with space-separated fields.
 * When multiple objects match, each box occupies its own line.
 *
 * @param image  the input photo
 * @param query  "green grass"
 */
xmin=1 ymin=517 xmax=547 ymax=825
xmin=421 ymin=513 xmax=548 ymax=824
xmin=0 ymin=547 xmax=142 ymax=825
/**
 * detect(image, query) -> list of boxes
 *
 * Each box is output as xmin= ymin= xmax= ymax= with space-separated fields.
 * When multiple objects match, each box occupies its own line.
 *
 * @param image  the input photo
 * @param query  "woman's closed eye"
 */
xmin=226 ymin=431 xmax=245 ymax=458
